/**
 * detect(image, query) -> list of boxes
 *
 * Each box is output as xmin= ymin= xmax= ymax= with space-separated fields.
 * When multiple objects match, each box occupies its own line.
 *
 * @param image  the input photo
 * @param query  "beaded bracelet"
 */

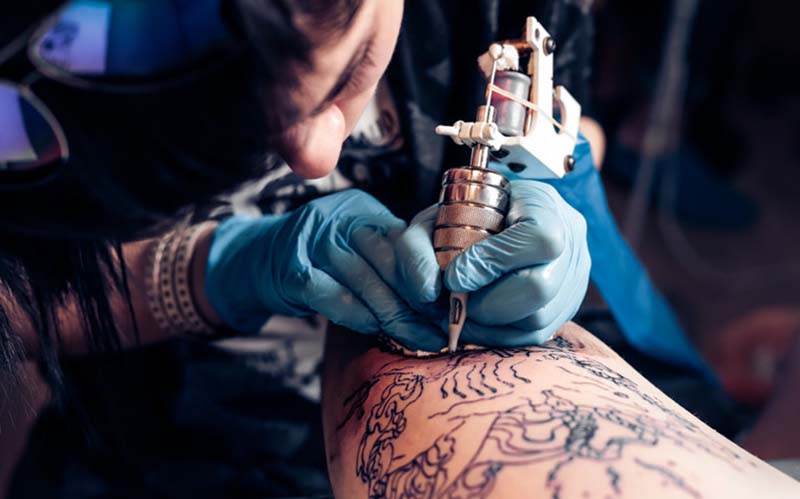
xmin=146 ymin=230 xmax=177 ymax=335
xmin=145 ymin=222 xmax=218 ymax=337
xmin=172 ymin=223 xmax=217 ymax=336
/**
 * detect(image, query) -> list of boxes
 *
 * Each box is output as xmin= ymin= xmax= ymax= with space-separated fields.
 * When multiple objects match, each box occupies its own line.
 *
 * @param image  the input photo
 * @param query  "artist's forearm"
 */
xmin=5 ymin=225 xmax=222 ymax=358
xmin=117 ymin=224 xmax=222 ymax=350
xmin=322 ymin=324 xmax=799 ymax=499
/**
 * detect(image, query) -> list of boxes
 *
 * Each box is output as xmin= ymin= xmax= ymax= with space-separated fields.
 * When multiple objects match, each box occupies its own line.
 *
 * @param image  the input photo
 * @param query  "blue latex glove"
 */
xmin=205 ymin=189 xmax=446 ymax=351
xmin=494 ymin=137 xmax=716 ymax=380
xmin=397 ymin=180 xmax=591 ymax=347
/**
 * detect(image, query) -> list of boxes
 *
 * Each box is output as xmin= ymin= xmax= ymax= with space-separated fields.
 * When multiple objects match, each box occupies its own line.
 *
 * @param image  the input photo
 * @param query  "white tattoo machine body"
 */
xmin=433 ymin=17 xmax=582 ymax=352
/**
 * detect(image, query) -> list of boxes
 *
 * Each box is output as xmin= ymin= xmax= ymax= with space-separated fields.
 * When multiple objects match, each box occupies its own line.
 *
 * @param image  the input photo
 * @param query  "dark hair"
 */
xmin=0 ymin=0 xmax=363 ymax=391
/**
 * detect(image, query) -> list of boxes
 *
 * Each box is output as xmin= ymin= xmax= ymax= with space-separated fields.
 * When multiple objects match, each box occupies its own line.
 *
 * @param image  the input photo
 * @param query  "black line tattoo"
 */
xmin=452 ymin=371 xmax=467 ymax=399
xmin=335 ymin=337 xmax=743 ymax=498
xmin=493 ymin=359 xmax=515 ymax=388
xmin=607 ymin=466 xmax=621 ymax=494
xmin=477 ymin=363 xmax=498 ymax=394
xmin=427 ymin=391 xmax=513 ymax=420
xmin=634 ymin=458 xmax=701 ymax=498
xmin=509 ymin=361 xmax=532 ymax=384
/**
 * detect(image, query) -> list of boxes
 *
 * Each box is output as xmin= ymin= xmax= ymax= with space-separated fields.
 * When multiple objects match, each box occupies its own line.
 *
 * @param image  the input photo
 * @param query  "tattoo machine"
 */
xmin=433 ymin=17 xmax=583 ymax=352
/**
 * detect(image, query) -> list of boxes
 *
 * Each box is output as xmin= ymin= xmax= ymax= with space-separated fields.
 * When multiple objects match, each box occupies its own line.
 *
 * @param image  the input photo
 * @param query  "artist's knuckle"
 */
xmin=519 ymin=267 xmax=549 ymax=302
xmin=473 ymin=245 xmax=505 ymax=276
xmin=540 ymin=221 xmax=566 ymax=257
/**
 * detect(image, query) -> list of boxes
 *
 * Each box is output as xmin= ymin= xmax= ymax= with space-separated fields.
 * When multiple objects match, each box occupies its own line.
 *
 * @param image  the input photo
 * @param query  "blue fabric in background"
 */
xmin=493 ymin=137 xmax=718 ymax=382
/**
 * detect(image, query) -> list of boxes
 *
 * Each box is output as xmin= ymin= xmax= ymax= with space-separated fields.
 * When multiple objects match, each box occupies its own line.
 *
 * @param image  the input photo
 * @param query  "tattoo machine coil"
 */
xmin=433 ymin=17 xmax=583 ymax=352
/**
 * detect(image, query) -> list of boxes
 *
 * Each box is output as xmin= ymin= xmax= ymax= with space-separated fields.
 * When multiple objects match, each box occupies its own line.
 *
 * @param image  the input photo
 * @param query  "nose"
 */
xmin=278 ymin=104 xmax=346 ymax=179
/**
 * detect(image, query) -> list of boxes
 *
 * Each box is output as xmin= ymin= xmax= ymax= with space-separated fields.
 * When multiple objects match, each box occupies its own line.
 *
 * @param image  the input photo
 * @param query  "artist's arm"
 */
xmin=322 ymin=322 xmax=799 ymax=499
xmin=2 ymin=227 xmax=222 ymax=358
xmin=9 ymin=189 xmax=447 ymax=359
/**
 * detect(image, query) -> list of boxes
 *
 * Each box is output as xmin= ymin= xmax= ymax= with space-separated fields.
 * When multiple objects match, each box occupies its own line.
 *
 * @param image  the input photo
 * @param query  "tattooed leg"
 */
xmin=322 ymin=322 xmax=800 ymax=499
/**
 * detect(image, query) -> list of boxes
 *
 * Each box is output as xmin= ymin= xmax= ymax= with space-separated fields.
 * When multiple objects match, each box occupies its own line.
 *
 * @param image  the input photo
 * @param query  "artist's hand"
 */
xmin=205 ymin=189 xmax=445 ymax=350
xmin=397 ymin=180 xmax=591 ymax=346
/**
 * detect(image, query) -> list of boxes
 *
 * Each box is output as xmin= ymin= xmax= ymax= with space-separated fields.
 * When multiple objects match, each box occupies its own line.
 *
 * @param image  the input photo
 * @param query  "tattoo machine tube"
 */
xmin=493 ymin=71 xmax=532 ymax=137
xmin=434 ymin=106 xmax=511 ymax=352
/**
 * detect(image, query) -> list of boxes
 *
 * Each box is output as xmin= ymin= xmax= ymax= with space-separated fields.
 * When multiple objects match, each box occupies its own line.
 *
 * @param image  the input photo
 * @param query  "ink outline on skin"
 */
xmin=334 ymin=336 xmax=747 ymax=498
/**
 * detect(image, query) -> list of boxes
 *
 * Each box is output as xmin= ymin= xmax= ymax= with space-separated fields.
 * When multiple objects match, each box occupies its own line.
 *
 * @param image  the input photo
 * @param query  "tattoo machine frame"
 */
xmin=433 ymin=17 xmax=582 ymax=352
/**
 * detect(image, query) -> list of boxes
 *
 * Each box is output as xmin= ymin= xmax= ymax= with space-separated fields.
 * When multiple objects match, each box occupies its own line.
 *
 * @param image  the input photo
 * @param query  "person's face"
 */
xmin=276 ymin=0 xmax=404 ymax=178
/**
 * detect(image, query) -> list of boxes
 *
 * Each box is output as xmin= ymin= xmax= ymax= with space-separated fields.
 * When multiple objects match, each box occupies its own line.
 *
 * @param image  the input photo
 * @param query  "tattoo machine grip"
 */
xmin=433 ymin=165 xmax=510 ymax=351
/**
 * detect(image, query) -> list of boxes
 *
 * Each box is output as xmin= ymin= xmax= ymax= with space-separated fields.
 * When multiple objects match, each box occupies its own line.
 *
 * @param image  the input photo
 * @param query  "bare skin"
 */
xmin=322 ymin=323 xmax=800 ymax=499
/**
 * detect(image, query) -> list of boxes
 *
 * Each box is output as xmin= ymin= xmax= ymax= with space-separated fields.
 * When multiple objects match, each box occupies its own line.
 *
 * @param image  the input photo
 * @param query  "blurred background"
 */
xmin=1 ymin=0 xmax=799 ymax=496
xmin=589 ymin=0 xmax=800 ymax=407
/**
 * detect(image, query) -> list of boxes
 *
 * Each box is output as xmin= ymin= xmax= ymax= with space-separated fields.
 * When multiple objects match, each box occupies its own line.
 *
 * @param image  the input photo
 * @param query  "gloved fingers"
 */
xmin=465 ymin=255 xmax=569 ymax=326
xmin=444 ymin=215 xmax=565 ymax=293
xmin=510 ymin=283 xmax=585 ymax=345
xmin=409 ymin=203 xmax=440 ymax=226
xmin=350 ymin=213 xmax=408 ymax=238
xmin=510 ymin=245 xmax=591 ymax=331
xmin=300 ymin=267 xmax=380 ymax=333
xmin=350 ymin=218 xmax=407 ymax=292
xmin=510 ymin=278 xmax=581 ymax=332
xmin=504 ymin=180 xmax=567 ymax=224
xmin=313 ymin=189 xmax=400 ymax=219
xmin=444 ymin=237 xmax=589 ymax=348
xmin=382 ymin=319 xmax=448 ymax=352
xmin=315 ymin=247 xmax=399 ymax=321
xmin=396 ymin=204 xmax=442 ymax=308
xmin=348 ymin=223 xmax=447 ymax=351
xmin=442 ymin=318 xmax=555 ymax=348
xmin=443 ymin=181 xmax=569 ymax=294
xmin=314 ymin=244 xmax=441 ymax=343
xmin=445 ymin=179 xmax=589 ymax=296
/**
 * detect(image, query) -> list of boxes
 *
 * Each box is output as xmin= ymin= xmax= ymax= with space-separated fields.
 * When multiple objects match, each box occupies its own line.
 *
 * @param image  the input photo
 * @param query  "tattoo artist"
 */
xmin=1 ymin=0 xmax=718 ymax=496
xmin=1 ymin=1 xmax=590 ymax=373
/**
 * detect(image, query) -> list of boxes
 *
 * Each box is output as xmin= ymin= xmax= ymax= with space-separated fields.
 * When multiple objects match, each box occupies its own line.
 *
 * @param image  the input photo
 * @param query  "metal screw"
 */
xmin=544 ymin=37 xmax=556 ymax=55
xmin=490 ymin=149 xmax=510 ymax=160
xmin=564 ymin=155 xmax=575 ymax=173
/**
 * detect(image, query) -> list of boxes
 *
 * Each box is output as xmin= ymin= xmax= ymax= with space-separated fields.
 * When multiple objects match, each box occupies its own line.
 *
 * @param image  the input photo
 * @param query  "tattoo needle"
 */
xmin=447 ymin=52 xmax=500 ymax=353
